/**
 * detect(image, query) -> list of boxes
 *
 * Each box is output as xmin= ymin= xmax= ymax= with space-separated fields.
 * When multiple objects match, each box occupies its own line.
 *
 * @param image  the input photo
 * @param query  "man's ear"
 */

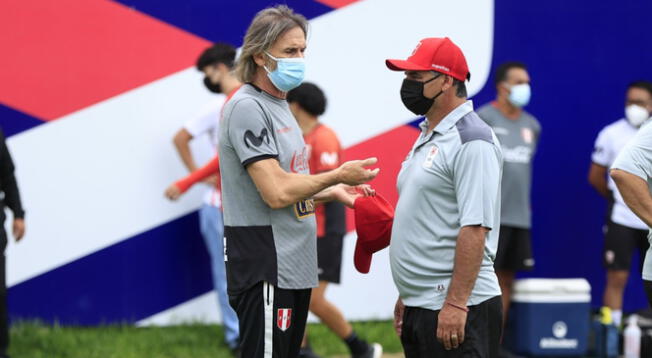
xmin=253 ymin=52 xmax=266 ymax=67
xmin=442 ymin=75 xmax=454 ymax=91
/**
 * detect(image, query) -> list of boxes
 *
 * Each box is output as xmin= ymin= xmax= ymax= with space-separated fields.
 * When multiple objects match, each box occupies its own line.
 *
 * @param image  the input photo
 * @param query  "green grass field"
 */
xmin=9 ymin=320 xmax=402 ymax=358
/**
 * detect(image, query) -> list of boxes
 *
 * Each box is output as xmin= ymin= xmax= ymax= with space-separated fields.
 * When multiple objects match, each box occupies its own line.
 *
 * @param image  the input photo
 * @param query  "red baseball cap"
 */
xmin=353 ymin=194 xmax=395 ymax=274
xmin=386 ymin=37 xmax=471 ymax=81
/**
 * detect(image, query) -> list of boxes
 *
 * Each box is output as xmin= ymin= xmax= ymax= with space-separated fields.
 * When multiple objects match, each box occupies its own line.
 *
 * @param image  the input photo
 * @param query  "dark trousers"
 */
xmin=229 ymin=281 xmax=311 ymax=358
xmin=645 ymin=280 xmax=652 ymax=307
xmin=401 ymin=296 xmax=502 ymax=358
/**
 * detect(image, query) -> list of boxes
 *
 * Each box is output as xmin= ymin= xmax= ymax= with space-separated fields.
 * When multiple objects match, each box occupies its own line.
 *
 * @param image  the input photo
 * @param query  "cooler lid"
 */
xmin=511 ymin=278 xmax=591 ymax=303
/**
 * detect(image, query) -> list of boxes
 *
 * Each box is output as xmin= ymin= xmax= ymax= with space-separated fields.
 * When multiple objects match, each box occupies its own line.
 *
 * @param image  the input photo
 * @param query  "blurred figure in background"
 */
xmin=589 ymin=81 xmax=652 ymax=326
xmin=287 ymin=82 xmax=382 ymax=358
xmin=477 ymin=62 xmax=541 ymax=341
xmin=0 ymin=127 xmax=25 ymax=358
xmin=165 ymin=43 xmax=242 ymax=354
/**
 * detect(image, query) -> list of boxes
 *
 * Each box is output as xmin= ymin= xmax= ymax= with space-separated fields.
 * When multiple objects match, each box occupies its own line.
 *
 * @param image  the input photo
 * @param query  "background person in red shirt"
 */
xmin=288 ymin=82 xmax=382 ymax=358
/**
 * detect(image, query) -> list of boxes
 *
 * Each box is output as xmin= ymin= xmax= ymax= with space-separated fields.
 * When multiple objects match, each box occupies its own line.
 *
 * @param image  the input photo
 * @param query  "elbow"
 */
xmin=609 ymin=169 xmax=623 ymax=183
xmin=262 ymin=192 xmax=292 ymax=209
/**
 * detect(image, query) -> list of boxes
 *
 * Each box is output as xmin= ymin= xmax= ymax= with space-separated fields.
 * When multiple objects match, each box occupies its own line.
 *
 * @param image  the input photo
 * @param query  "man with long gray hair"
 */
xmin=219 ymin=5 xmax=379 ymax=357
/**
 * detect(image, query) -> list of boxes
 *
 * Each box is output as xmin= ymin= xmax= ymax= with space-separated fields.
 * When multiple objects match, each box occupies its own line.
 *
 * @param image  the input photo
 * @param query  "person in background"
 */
xmin=165 ymin=43 xmax=242 ymax=355
xmin=0 ymin=127 xmax=25 ymax=358
xmin=589 ymin=81 xmax=652 ymax=326
xmin=477 ymin=62 xmax=541 ymax=346
xmin=287 ymin=82 xmax=382 ymax=358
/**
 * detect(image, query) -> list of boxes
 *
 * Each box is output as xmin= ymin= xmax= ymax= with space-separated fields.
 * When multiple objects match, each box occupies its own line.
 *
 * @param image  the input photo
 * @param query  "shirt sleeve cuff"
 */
xmin=242 ymin=154 xmax=279 ymax=168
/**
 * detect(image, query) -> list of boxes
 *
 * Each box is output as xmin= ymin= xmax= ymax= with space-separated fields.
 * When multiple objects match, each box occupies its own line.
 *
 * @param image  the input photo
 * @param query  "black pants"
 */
xmin=229 ymin=281 xmax=311 ymax=358
xmin=401 ymin=296 xmax=502 ymax=358
xmin=645 ymin=280 xmax=652 ymax=307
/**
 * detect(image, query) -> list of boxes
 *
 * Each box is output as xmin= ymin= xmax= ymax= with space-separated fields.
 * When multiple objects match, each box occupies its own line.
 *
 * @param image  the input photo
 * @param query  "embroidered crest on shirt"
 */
xmin=422 ymin=146 xmax=439 ymax=168
xmin=521 ymin=128 xmax=534 ymax=144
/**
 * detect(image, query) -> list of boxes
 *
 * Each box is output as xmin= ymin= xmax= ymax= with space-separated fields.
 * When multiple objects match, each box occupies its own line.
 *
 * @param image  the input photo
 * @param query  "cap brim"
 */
xmin=385 ymin=59 xmax=431 ymax=72
xmin=354 ymin=240 xmax=372 ymax=274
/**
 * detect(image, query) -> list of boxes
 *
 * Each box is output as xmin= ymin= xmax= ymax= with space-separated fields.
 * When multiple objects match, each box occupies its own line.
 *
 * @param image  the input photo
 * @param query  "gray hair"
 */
xmin=235 ymin=5 xmax=309 ymax=83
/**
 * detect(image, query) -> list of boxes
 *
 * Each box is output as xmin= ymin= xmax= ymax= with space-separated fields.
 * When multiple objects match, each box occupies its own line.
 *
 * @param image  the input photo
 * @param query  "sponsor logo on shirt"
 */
xmin=493 ymin=127 xmax=509 ymax=136
xmin=295 ymin=199 xmax=315 ymax=219
xmin=502 ymin=145 xmax=533 ymax=164
xmin=243 ymin=128 xmax=270 ymax=148
xmin=320 ymin=152 xmax=338 ymax=167
xmin=277 ymin=308 xmax=292 ymax=331
xmin=290 ymin=147 xmax=310 ymax=173
xmin=276 ymin=126 xmax=293 ymax=134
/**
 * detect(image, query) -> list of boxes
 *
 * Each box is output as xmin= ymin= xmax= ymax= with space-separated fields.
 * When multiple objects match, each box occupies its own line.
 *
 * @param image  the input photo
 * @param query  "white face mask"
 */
xmin=625 ymin=104 xmax=650 ymax=127
xmin=507 ymin=83 xmax=531 ymax=108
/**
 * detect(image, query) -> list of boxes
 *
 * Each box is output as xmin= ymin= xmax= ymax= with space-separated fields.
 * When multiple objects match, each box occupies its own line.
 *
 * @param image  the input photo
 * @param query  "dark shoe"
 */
xmin=353 ymin=342 xmax=382 ymax=358
xmin=298 ymin=345 xmax=322 ymax=358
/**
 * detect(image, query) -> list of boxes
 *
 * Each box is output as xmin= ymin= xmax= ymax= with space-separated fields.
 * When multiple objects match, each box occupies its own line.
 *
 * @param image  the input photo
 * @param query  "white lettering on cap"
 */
xmin=432 ymin=64 xmax=451 ymax=72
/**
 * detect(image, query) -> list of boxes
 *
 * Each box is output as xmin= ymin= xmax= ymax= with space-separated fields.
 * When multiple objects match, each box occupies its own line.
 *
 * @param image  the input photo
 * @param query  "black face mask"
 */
xmin=203 ymin=76 xmax=222 ymax=93
xmin=400 ymin=75 xmax=444 ymax=115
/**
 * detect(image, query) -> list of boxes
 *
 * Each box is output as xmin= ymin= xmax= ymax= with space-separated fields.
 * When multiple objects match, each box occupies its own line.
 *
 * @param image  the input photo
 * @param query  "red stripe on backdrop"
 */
xmin=0 ymin=0 xmax=210 ymax=121
xmin=315 ymin=0 xmax=361 ymax=9
xmin=343 ymin=124 xmax=420 ymax=232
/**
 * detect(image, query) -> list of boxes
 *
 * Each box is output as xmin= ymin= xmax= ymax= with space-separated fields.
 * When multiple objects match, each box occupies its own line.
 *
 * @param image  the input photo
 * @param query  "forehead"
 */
xmin=627 ymin=87 xmax=652 ymax=101
xmin=505 ymin=67 xmax=529 ymax=81
xmin=271 ymin=26 xmax=306 ymax=49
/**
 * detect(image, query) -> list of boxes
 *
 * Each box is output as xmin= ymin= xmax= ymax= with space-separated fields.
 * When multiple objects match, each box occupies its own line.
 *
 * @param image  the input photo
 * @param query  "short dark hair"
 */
xmin=453 ymin=79 xmax=467 ymax=98
xmin=494 ymin=61 xmax=527 ymax=85
xmin=196 ymin=43 xmax=237 ymax=71
xmin=287 ymin=82 xmax=327 ymax=116
xmin=628 ymin=80 xmax=652 ymax=99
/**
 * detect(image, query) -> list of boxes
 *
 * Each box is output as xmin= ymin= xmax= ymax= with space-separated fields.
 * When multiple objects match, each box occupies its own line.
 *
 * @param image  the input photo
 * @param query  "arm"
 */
xmin=446 ymin=225 xmax=489 ymax=305
xmin=588 ymin=163 xmax=611 ymax=198
xmin=173 ymin=128 xmax=197 ymax=172
xmin=175 ymin=156 xmax=220 ymax=193
xmin=611 ymin=169 xmax=652 ymax=227
xmin=246 ymin=157 xmax=378 ymax=209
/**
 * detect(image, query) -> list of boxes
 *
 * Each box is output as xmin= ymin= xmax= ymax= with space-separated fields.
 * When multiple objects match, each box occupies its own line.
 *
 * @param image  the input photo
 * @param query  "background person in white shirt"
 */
xmin=169 ymin=43 xmax=242 ymax=353
xmin=588 ymin=80 xmax=652 ymax=326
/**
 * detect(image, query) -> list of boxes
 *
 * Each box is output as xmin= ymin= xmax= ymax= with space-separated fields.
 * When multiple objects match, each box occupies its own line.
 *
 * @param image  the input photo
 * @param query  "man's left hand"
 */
xmin=331 ymin=184 xmax=375 ymax=208
xmin=436 ymin=304 xmax=467 ymax=350
xmin=13 ymin=218 xmax=25 ymax=242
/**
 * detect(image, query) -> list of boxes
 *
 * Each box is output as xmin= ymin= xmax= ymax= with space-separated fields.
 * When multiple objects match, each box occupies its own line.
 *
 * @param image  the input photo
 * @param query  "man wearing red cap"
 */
xmin=386 ymin=37 xmax=503 ymax=356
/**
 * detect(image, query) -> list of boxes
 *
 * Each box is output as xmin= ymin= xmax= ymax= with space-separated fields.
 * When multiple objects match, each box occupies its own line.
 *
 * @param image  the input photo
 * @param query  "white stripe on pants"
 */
xmin=263 ymin=281 xmax=274 ymax=358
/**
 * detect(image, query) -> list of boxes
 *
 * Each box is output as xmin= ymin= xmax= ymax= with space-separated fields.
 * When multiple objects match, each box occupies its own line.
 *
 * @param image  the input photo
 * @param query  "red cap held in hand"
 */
xmin=386 ymin=37 xmax=470 ymax=81
xmin=353 ymin=194 xmax=395 ymax=274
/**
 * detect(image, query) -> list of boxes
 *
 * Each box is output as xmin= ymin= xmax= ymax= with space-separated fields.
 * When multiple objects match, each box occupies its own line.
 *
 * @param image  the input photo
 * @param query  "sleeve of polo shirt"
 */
xmin=611 ymin=123 xmax=652 ymax=181
xmin=227 ymin=98 xmax=279 ymax=167
xmin=592 ymin=127 xmax=613 ymax=167
xmin=453 ymin=140 xmax=501 ymax=230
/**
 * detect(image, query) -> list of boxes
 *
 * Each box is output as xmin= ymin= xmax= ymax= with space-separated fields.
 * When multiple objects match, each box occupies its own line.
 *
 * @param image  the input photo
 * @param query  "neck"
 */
xmin=425 ymin=97 xmax=467 ymax=133
xmin=252 ymin=69 xmax=286 ymax=99
xmin=495 ymin=96 xmax=521 ymax=119
xmin=221 ymin=74 xmax=242 ymax=96
xmin=297 ymin=114 xmax=319 ymax=135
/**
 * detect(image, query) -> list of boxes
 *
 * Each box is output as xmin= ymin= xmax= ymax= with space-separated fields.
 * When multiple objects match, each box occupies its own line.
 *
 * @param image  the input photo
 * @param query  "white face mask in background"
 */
xmin=625 ymin=104 xmax=650 ymax=127
xmin=508 ymin=83 xmax=531 ymax=108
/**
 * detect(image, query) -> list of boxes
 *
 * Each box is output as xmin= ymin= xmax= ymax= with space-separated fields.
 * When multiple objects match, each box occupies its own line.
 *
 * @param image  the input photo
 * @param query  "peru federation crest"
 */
xmin=277 ymin=308 xmax=293 ymax=332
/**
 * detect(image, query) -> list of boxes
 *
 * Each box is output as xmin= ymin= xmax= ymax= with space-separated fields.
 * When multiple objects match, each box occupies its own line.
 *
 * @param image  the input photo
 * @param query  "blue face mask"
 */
xmin=264 ymin=52 xmax=305 ymax=92
xmin=507 ymin=83 xmax=531 ymax=108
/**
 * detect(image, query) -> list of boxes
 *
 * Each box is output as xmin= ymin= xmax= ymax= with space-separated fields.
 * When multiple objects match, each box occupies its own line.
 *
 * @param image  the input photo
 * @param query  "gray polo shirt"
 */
xmin=389 ymin=100 xmax=503 ymax=311
xmin=611 ymin=122 xmax=652 ymax=280
xmin=219 ymin=84 xmax=318 ymax=295
xmin=477 ymin=104 xmax=541 ymax=229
